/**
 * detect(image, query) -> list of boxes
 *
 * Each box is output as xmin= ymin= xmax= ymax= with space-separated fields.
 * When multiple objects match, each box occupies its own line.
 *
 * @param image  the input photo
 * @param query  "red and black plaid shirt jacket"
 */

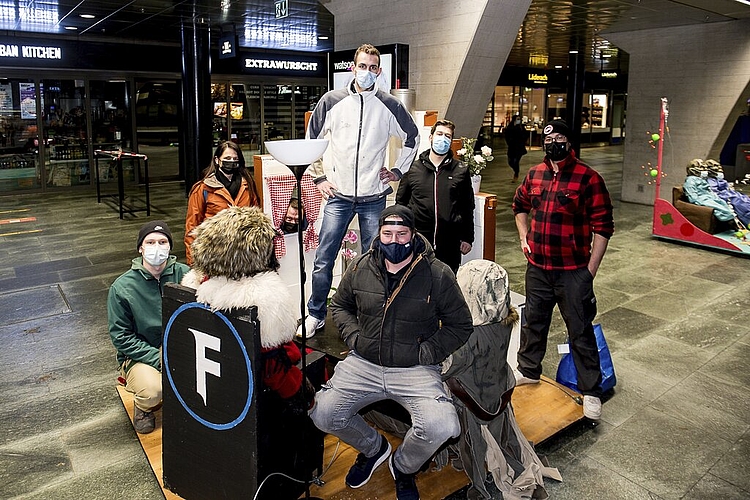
xmin=512 ymin=151 xmax=614 ymax=270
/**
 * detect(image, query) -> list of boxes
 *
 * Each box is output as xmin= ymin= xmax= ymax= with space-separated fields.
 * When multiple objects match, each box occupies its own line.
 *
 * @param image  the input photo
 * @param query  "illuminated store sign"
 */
xmin=0 ymin=43 xmax=62 ymax=59
xmin=528 ymin=73 xmax=548 ymax=84
xmin=333 ymin=60 xmax=354 ymax=71
xmin=245 ymin=58 xmax=318 ymax=71
xmin=600 ymin=71 xmax=618 ymax=79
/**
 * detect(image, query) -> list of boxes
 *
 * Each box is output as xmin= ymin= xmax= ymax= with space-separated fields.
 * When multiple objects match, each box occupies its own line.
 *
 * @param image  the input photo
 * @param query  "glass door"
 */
xmin=0 ymin=78 xmax=41 ymax=192
xmin=229 ymin=82 xmax=261 ymax=162
xmin=134 ymin=79 xmax=180 ymax=181
xmin=42 ymin=79 xmax=89 ymax=188
xmin=262 ymin=84 xmax=293 ymax=149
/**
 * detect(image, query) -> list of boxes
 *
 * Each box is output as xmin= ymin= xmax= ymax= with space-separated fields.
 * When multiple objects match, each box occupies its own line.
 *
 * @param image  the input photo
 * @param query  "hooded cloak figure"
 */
xmin=181 ymin=206 xmax=319 ymax=498
xmin=442 ymin=259 xmax=561 ymax=500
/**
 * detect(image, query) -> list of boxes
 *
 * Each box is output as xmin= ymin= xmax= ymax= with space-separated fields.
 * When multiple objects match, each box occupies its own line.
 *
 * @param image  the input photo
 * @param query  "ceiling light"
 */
xmin=569 ymin=50 xmax=578 ymax=54
xmin=555 ymin=65 xmax=563 ymax=69
xmin=602 ymin=54 xmax=612 ymax=58
xmin=733 ymin=0 xmax=750 ymax=6
xmin=80 ymin=14 xmax=95 ymax=19
xmin=65 ymin=26 xmax=78 ymax=30
xmin=318 ymin=36 xmax=328 ymax=40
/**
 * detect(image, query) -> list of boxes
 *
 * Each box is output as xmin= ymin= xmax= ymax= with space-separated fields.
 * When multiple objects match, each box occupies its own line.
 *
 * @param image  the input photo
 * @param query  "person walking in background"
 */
xmin=512 ymin=119 xmax=614 ymax=421
xmin=504 ymin=115 xmax=528 ymax=181
xmin=107 ymin=221 xmax=189 ymax=434
xmin=184 ymin=140 xmax=260 ymax=265
xmin=396 ymin=119 xmax=474 ymax=273
xmin=310 ymin=205 xmax=472 ymax=500
xmin=299 ymin=43 xmax=420 ymax=338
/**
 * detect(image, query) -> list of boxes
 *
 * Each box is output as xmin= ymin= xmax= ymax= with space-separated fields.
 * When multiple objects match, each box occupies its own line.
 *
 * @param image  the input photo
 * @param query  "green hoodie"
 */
xmin=107 ymin=255 xmax=190 ymax=371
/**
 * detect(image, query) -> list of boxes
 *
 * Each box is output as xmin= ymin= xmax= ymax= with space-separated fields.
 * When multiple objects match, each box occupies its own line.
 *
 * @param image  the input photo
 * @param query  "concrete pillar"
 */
xmin=324 ymin=0 xmax=531 ymax=140
xmin=606 ymin=19 xmax=750 ymax=204
xmin=180 ymin=17 xmax=213 ymax=196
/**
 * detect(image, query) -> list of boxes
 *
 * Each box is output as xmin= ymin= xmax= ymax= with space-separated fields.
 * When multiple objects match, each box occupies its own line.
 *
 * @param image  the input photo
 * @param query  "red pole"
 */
xmin=655 ymin=97 xmax=667 ymax=201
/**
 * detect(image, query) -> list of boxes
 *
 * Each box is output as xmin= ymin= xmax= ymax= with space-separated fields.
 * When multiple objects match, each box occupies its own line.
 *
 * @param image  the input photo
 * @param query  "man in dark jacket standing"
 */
xmin=396 ymin=119 xmax=474 ymax=273
xmin=504 ymin=115 xmax=528 ymax=181
xmin=310 ymin=205 xmax=473 ymax=500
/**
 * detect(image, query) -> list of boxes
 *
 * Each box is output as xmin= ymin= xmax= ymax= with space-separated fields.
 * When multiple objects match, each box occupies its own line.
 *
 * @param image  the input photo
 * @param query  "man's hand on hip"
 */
xmin=316 ymin=180 xmax=338 ymax=199
xmin=379 ymin=168 xmax=398 ymax=183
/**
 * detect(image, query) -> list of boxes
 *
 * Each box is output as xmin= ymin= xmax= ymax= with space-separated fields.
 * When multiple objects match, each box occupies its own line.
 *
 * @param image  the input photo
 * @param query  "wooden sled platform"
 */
xmin=117 ymin=374 xmax=582 ymax=499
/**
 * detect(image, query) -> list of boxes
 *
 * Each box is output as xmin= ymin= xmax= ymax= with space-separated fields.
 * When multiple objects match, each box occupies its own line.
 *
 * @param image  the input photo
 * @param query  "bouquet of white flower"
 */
xmin=456 ymin=137 xmax=494 ymax=176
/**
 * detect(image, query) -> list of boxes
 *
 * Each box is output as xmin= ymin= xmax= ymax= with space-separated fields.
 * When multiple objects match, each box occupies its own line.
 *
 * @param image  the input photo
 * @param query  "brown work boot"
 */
xmin=133 ymin=403 xmax=155 ymax=434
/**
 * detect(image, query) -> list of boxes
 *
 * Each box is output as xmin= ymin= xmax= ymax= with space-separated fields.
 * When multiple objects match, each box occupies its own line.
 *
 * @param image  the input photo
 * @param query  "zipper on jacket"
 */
xmin=378 ymin=254 xmax=424 ymax=365
xmin=432 ymin=170 xmax=439 ymax=247
xmin=354 ymin=93 xmax=364 ymax=201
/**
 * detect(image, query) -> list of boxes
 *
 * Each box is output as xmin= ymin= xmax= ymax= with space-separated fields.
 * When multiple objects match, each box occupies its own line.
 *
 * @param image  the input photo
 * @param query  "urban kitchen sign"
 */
xmin=0 ymin=43 xmax=61 ymax=59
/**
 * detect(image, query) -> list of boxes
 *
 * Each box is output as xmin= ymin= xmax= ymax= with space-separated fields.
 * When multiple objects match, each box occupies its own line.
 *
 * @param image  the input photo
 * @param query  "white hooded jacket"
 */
xmin=306 ymin=79 xmax=420 ymax=201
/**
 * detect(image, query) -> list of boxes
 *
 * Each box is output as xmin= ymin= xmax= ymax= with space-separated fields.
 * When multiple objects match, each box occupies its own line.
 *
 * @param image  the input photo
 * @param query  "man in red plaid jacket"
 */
xmin=512 ymin=119 xmax=614 ymax=421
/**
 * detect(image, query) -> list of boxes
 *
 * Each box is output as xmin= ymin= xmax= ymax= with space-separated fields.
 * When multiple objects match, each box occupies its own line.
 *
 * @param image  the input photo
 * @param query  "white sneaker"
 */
xmin=583 ymin=395 xmax=602 ymax=420
xmin=514 ymin=370 xmax=540 ymax=386
xmin=296 ymin=315 xmax=325 ymax=339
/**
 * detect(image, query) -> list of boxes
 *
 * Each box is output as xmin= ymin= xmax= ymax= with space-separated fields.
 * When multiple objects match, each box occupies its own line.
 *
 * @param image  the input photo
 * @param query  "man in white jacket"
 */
xmin=298 ymin=43 xmax=420 ymax=338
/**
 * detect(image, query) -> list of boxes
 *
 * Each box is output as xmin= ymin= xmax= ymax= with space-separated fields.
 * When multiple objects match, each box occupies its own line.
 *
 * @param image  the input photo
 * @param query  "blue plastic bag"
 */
xmin=556 ymin=323 xmax=616 ymax=393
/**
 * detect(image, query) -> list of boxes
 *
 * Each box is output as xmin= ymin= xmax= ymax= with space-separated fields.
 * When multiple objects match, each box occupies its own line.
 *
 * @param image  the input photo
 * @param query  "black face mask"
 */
xmin=282 ymin=222 xmax=298 ymax=233
xmin=377 ymin=239 xmax=413 ymax=264
xmin=219 ymin=160 xmax=240 ymax=174
xmin=544 ymin=142 xmax=569 ymax=161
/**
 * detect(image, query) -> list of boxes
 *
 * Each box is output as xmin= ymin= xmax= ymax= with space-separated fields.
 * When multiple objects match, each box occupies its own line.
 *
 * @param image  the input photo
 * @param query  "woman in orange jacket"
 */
xmin=184 ymin=140 xmax=260 ymax=265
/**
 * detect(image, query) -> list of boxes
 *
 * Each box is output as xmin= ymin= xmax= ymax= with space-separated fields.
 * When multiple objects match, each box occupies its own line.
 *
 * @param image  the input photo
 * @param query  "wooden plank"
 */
xmin=116 ymin=386 xmax=180 ymax=500
xmin=511 ymin=375 xmax=584 ymax=445
xmin=117 ymin=374 xmax=582 ymax=499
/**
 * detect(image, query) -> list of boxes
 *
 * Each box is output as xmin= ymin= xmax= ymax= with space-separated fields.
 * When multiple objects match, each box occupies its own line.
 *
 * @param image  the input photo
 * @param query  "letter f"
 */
xmin=189 ymin=328 xmax=221 ymax=405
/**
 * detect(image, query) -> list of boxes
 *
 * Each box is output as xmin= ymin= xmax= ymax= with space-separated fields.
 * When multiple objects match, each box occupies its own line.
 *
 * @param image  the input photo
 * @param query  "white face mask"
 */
xmin=142 ymin=244 xmax=170 ymax=266
xmin=355 ymin=69 xmax=377 ymax=90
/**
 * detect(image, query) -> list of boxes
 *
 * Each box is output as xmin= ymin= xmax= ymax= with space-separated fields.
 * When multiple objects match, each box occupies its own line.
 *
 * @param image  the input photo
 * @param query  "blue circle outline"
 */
xmin=163 ymin=302 xmax=253 ymax=430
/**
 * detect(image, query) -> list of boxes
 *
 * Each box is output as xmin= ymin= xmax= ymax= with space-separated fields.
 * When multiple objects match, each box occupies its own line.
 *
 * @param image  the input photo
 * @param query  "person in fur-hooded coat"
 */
xmin=182 ymin=206 xmax=320 ymax=498
xmin=181 ymin=205 xmax=308 ymax=402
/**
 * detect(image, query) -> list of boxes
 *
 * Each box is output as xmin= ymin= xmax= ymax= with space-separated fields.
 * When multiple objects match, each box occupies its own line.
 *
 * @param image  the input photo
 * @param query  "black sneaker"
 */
xmin=389 ymin=454 xmax=420 ymax=500
xmin=345 ymin=434 xmax=391 ymax=488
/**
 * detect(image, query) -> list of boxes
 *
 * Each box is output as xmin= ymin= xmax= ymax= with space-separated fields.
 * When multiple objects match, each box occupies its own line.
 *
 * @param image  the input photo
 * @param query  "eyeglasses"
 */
xmin=543 ymin=136 xmax=568 ymax=144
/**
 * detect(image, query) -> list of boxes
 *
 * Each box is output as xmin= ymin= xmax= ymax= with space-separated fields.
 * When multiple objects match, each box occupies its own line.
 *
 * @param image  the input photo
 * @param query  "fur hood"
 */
xmin=190 ymin=206 xmax=278 ymax=281
xmin=182 ymin=269 xmax=296 ymax=349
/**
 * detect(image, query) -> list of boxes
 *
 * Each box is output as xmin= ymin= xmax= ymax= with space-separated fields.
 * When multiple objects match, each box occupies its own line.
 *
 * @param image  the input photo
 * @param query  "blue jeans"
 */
xmin=310 ymin=352 xmax=460 ymax=475
xmin=307 ymin=196 xmax=385 ymax=320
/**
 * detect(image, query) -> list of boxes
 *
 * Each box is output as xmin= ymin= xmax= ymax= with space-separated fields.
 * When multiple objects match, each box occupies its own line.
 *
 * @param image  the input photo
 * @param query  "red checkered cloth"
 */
xmin=267 ymin=173 xmax=322 ymax=258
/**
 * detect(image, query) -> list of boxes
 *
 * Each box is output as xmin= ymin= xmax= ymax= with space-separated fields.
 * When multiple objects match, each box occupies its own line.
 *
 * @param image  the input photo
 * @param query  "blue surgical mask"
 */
xmin=355 ymin=69 xmax=377 ymax=90
xmin=432 ymin=135 xmax=451 ymax=155
xmin=377 ymin=239 xmax=413 ymax=264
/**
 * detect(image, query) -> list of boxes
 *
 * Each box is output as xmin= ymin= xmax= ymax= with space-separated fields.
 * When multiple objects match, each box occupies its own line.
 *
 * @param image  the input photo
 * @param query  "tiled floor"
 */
xmin=1 ymin=144 xmax=749 ymax=499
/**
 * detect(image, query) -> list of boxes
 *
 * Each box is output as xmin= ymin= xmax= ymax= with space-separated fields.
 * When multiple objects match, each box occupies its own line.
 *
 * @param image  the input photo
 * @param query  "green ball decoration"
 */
xmin=736 ymin=231 xmax=745 ymax=238
xmin=650 ymin=169 xmax=658 ymax=177
xmin=651 ymin=133 xmax=660 ymax=142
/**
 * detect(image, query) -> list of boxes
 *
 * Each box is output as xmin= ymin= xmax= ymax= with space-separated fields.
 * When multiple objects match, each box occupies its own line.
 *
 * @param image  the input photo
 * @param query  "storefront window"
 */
xmin=263 ymin=84 xmax=293 ymax=146
xmin=43 ymin=79 xmax=89 ymax=188
xmin=135 ymin=79 xmax=180 ymax=181
xmin=229 ymin=83 xmax=261 ymax=161
xmin=90 ymin=80 xmax=132 ymax=149
xmin=294 ymin=85 xmax=324 ymax=139
xmin=547 ymin=93 xmax=566 ymax=122
xmin=0 ymin=78 xmax=41 ymax=192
